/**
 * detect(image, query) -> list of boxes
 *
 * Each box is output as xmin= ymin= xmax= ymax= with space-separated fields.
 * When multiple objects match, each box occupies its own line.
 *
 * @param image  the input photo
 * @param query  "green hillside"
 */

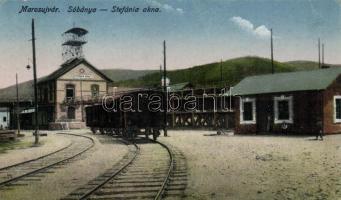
xmin=101 ymin=69 xmax=157 ymax=81
xmin=285 ymin=60 xmax=319 ymax=71
xmin=285 ymin=60 xmax=341 ymax=71
xmin=115 ymin=56 xmax=332 ymax=88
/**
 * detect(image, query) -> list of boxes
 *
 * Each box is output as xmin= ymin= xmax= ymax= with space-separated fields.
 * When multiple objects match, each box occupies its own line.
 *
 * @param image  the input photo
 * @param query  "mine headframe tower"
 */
xmin=62 ymin=27 xmax=88 ymax=61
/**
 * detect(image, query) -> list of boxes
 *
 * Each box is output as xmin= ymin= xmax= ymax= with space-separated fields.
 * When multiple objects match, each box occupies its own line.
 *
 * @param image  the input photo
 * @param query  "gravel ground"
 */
xmin=0 ymin=130 xmax=129 ymax=200
xmin=1 ymin=129 xmax=340 ymax=200
xmin=0 ymin=131 xmax=71 ymax=168
xmin=158 ymin=130 xmax=341 ymax=200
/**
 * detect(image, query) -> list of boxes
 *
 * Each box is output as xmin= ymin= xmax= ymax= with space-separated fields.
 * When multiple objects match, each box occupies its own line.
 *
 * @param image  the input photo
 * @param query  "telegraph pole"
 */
xmin=318 ymin=38 xmax=321 ymax=68
xmin=16 ymin=73 xmax=20 ymax=135
xmin=32 ymin=19 xmax=39 ymax=144
xmin=270 ymin=29 xmax=274 ymax=74
xmin=220 ymin=59 xmax=223 ymax=87
xmin=159 ymin=64 xmax=162 ymax=86
xmin=163 ymin=40 xmax=168 ymax=137
xmin=322 ymin=43 xmax=325 ymax=66
xmin=80 ymin=80 xmax=84 ymax=122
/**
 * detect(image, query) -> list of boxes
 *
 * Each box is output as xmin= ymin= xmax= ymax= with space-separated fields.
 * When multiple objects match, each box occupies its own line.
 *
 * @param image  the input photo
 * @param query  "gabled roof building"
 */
xmin=36 ymin=58 xmax=113 ymax=129
xmin=0 ymin=58 xmax=113 ymax=130
xmin=229 ymin=67 xmax=341 ymax=135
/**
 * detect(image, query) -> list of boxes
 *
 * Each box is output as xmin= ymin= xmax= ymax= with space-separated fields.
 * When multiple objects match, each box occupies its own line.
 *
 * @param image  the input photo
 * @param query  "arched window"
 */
xmin=67 ymin=106 xmax=76 ymax=119
xmin=91 ymin=84 xmax=99 ymax=97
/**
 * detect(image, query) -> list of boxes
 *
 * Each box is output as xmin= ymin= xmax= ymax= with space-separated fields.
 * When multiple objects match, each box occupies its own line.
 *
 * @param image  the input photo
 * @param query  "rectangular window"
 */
xmin=243 ymin=102 xmax=253 ymax=121
xmin=274 ymin=96 xmax=293 ymax=124
xmin=278 ymin=100 xmax=289 ymax=120
xmin=240 ymin=98 xmax=256 ymax=124
xmin=3 ymin=117 xmax=6 ymax=122
xmin=334 ymin=96 xmax=341 ymax=123
xmin=91 ymin=84 xmax=99 ymax=97
xmin=66 ymin=84 xmax=75 ymax=100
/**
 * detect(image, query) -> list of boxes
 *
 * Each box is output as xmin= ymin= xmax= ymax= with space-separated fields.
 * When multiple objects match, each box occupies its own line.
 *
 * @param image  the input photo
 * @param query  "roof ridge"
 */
xmin=229 ymin=67 xmax=341 ymax=96
xmin=243 ymin=67 xmax=341 ymax=80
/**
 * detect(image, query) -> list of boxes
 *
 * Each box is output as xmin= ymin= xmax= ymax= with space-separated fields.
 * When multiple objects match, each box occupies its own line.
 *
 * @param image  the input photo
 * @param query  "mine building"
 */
xmin=230 ymin=67 xmax=341 ymax=135
xmin=0 ymin=27 xmax=113 ymax=130
xmin=36 ymin=57 xmax=112 ymax=129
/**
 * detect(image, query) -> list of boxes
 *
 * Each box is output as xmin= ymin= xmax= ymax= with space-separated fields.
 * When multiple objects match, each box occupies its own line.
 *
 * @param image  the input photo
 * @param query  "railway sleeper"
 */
xmin=113 ymin=176 xmax=166 ymax=181
xmin=95 ymin=187 xmax=160 ymax=195
xmin=167 ymin=182 xmax=187 ymax=187
xmin=119 ymin=173 xmax=168 ymax=177
xmin=165 ymin=185 xmax=187 ymax=191
xmin=89 ymin=192 xmax=156 ymax=200
xmin=126 ymin=166 xmax=170 ymax=171
xmin=163 ymin=190 xmax=186 ymax=197
xmin=172 ymin=170 xmax=187 ymax=175
xmin=121 ymin=169 xmax=168 ymax=174
xmin=102 ymin=182 xmax=162 ymax=188
xmin=169 ymin=177 xmax=188 ymax=182
xmin=171 ymin=173 xmax=188 ymax=178
xmin=108 ymin=179 xmax=164 ymax=184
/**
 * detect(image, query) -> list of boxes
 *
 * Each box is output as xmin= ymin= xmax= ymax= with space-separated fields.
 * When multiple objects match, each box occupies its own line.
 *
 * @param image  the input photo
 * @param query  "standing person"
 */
xmin=316 ymin=120 xmax=324 ymax=140
xmin=317 ymin=129 xmax=324 ymax=141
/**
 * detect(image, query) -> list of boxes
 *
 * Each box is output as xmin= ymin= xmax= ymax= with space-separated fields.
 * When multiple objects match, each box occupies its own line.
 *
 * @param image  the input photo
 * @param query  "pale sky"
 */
xmin=1 ymin=0 xmax=341 ymax=88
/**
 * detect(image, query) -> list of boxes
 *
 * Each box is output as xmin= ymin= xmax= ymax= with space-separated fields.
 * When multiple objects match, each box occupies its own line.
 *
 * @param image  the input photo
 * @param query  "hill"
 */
xmin=284 ymin=60 xmax=319 ymax=71
xmin=285 ymin=60 xmax=341 ymax=71
xmin=116 ymin=56 xmax=324 ymax=88
xmin=100 ymin=69 xmax=157 ymax=82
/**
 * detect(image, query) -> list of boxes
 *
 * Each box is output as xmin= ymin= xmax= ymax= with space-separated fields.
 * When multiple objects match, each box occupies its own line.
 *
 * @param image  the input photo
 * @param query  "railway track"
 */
xmin=0 ymin=133 xmax=95 ymax=189
xmin=63 ymin=138 xmax=187 ymax=200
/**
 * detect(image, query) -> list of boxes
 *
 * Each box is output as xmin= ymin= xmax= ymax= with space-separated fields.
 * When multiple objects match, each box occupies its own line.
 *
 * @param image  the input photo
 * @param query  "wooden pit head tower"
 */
xmin=62 ymin=27 xmax=88 ymax=61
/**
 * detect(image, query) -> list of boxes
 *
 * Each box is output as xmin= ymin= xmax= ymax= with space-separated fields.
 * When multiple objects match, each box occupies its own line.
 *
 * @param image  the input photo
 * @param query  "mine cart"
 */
xmin=85 ymin=89 xmax=164 ymax=140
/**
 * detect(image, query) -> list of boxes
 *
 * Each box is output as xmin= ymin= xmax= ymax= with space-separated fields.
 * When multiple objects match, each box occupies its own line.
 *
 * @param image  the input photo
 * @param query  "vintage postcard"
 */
xmin=0 ymin=0 xmax=340 ymax=199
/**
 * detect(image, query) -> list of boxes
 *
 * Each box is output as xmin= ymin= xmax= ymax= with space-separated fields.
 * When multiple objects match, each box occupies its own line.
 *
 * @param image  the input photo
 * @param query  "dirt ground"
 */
xmin=159 ymin=130 xmax=341 ymax=200
xmin=1 ymin=130 xmax=340 ymax=200
xmin=0 ymin=131 xmax=72 ymax=168
xmin=0 ymin=130 xmax=129 ymax=200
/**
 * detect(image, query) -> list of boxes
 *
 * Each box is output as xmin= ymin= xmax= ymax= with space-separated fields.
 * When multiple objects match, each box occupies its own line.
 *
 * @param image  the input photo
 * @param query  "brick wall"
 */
xmin=323 ymin=78 xmax=341 ymax=134
xmin=235 ymin=91 xmax=323 ymax=135
xmin=234 ymin=98 xmax=257 ymax=134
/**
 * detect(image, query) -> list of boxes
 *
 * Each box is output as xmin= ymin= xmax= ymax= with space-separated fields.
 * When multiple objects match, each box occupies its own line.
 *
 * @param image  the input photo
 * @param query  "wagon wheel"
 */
xmin=107 ymin=128 xmax=113 ymax=135
xmin=131 ymin=130 xmax=136 ymax=140
xmin=129 ymin=127 xmax=138 ymax=140
xmin=152 ymin=129 xmax=160 ymax=141
xmin=118 ymin=128 xmax=123 ymax=136
xmin=90 ymin=127 xmax=96 ymax=134
xmin=145 ymin=128 xmax=150 ymax=139
xmin=152 ymin=133 xmax=157 ymax=141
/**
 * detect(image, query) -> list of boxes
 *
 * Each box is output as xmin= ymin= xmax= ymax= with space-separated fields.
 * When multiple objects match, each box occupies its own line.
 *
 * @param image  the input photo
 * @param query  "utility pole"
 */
xmin=270 ymin=29 xmax=274 ymax=74
xmin=32 ymin=19 xmax=39 ymax=144
xmin=163 ymin=40 xmax=168 ymax=137
xmin=318 ymin=38 xmax=321 ymax=69
xmin=220 ymin=59 xmax=223 ymax=87
xmin=322 ymin=43 xmax=325 ymax=66
xmin=16 ymin=73 xmax=20 ymax=135
xmin=159 ymin=64 xmax=162 ymax=86
xmin=80 ymin=80 xmax=84 ymax=122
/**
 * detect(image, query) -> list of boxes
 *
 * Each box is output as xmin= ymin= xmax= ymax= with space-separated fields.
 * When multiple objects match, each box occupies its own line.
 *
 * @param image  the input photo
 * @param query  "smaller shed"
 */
xmin=227 ymin=67 xmax=341 ymax=135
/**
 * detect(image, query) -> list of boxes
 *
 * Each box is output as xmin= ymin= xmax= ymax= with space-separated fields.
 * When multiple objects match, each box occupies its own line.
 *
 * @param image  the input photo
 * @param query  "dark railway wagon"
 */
xmin=85 ymin=90 xmax=165 ymax=140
